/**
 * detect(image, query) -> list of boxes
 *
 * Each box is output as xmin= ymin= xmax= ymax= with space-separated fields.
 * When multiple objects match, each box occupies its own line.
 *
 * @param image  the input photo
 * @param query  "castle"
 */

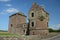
xmin=8 ymin=2 xmax=49 ymax=36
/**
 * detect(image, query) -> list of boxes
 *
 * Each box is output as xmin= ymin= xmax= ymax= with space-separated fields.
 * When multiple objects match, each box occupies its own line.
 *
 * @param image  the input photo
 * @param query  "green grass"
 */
xmin=0 ymin=30 xmax=8 ymax=32
xmin=0 ymin=32 xmax=18 ymax=37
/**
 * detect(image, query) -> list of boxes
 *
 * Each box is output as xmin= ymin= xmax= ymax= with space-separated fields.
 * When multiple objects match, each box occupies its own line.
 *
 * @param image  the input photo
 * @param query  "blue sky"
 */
xmin=0 ymin=0 xmax=60 ymax=30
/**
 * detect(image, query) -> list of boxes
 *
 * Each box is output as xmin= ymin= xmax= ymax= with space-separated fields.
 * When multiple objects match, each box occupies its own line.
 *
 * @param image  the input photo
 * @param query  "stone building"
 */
xmin=28 ymin=2 xmax=49 ymax=35
xmin=8 ymin=12 xmax=27 ymax=35
xmin=8 ymin=2 xmax=49 ymax=35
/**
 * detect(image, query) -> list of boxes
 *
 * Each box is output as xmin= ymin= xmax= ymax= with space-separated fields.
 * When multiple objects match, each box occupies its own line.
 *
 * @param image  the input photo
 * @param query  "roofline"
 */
xmin=9 ymin=13 xmax=27 ymax=18
xmin=41 ymin=8 xmax=49 ymax=15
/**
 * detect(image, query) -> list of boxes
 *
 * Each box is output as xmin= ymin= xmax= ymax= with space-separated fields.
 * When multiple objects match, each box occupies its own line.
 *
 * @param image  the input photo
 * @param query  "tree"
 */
xmin=48 ymin=28 xmax=54 ymax=32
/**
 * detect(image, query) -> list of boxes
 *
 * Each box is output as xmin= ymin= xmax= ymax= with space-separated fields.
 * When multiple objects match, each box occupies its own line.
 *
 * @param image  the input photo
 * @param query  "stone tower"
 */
xmin=8 ymin=12 xmax=27 ymax=35
xmin=28 ymin=2 xmax=49 ymax=35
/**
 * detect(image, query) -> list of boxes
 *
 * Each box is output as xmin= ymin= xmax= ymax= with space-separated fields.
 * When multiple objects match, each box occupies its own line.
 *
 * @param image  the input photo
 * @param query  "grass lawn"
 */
xmin=0 ymin=32 xmax=18 ymax=37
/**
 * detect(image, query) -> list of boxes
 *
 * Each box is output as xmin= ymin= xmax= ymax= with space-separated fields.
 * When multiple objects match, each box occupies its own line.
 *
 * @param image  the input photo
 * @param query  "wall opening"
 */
xmin=32 ymin=22 xmax=34 ymax=27
xmin=32 ymin=13 xmax=34 ymax=17
xmin=11 ymin=24 xmax=13 ymax=27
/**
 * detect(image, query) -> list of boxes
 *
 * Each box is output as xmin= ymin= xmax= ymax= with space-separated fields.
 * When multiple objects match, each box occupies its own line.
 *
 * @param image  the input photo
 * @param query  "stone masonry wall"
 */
xmin=0 ymin=35 xmax=41 ymax=40
xmin=8 ymin=13 xmax=26 ymax=35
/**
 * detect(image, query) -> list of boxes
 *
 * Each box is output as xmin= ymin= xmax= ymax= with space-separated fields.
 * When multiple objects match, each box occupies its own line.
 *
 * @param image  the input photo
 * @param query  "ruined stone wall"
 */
xmin=30 ymin=29 xmax=48 ymax=35
xmin=8 ymin=13 xmax=26 ymax=35
xmin=0 ymin=35 xmax=41 ymax=40
xmin=28 ymin=3 xmax=49 ymax=35
xmin=8 ymin=15 xmax=17 ymax=34
xmin=15 ymin=14 xmax=26 ymax=35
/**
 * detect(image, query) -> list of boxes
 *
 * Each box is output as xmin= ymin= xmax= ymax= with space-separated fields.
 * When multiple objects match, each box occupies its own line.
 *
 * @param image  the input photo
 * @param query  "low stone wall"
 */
xmin=0 ymin=35 xmax=41 ymax=40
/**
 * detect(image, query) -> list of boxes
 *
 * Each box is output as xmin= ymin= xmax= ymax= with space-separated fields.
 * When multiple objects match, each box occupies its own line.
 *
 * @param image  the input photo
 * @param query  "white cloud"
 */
xmin=6 ymin=4 xmax=12 ymax=7
xmin=0 ymin=8 xmax=19 ymax=14
xmin=49 ymin=24 xmax=60 ymax=30
xmin=6 ymin=8 xmax=19 ymax=13
xmin=0 ymin=0 xmax=10 ymax=2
